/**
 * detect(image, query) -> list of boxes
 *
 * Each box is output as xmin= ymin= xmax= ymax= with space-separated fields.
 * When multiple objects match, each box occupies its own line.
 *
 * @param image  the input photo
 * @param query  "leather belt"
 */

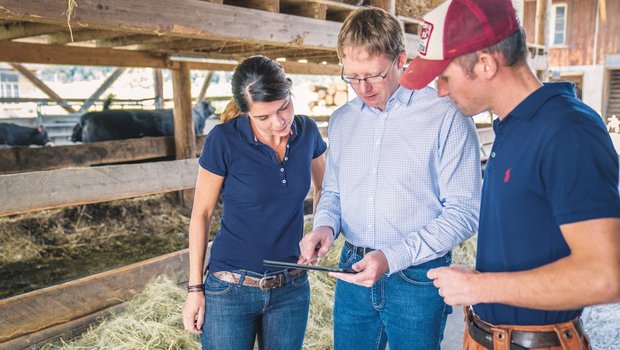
xmin=466 ymin=308 xmax=585 ymax=349
xmin=345 ymin=241 xmax=376 ymax=257
xmin=212 ymin=269 xmax=306 ymax=291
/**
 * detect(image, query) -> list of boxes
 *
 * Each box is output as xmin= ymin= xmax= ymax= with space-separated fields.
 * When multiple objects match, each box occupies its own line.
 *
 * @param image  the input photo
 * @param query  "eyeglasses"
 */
xmin=341 ymin=58 xmax=397 ymax=85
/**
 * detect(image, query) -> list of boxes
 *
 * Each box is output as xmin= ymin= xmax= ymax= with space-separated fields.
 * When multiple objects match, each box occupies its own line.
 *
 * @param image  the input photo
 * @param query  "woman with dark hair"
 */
xmin=182 ymin=55 xmax=327 ymax=350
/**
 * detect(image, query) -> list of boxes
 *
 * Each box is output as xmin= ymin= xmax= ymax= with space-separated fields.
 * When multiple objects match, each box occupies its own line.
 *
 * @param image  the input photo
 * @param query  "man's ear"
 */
xmin=397 ymin=51 xmax=408 ymax=70
xmin=478 ymin=53 xmax=499 ymax=78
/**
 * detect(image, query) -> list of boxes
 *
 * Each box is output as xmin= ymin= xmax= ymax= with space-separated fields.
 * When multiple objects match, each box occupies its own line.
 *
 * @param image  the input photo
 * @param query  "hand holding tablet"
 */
xmin=263 ymin=259 xmax=357 ymax=274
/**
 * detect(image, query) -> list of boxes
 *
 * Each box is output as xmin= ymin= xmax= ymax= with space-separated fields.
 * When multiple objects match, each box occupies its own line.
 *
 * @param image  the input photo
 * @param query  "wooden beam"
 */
xmin=78 ymin=67 xmax=126 ymax=113
xmin=599 ymin=0 xmax=607 ymax=22
xmin=281 ymin=2 xmax=327 ymax=20
xmin=0 ymin=249 xmax=191 ymax=345
xmin=0 ymin=0 xmax=363 ymax=52
xmin=197 ymin=71 xmax=214 ymax=103
xmin=0 ymin=159 xmax=198 ymax=217
xmin=369 ymin=0 xmax=396 ymax=14
xmin=172 ymin=63 xmax=195 ymax=161
xmin=96 ymin=34 xmax=169 ymax=48
xmin=183 ymin=58 xmax=342 ymax=75
xmin=9 ymin=63 xmax=77 ymax=113
xmin=172 ymin=62 xmax=196 ymax=208
xmin=153 ymin=68 xmax=164 ymax=109
xmin=535 ymin=0 xmax=550 ymax=46
xmin=224 ymin=0 xmax=279 ymax=12
xmin=44 ymin=29 xmax=123 ymax=45
xmin=0 ymin=41 xmax=169 ymax=68
xmin=0 ymin=135 xmax=207 ymax=175
xmin=0 ymin=22 xmax=64 ymax=40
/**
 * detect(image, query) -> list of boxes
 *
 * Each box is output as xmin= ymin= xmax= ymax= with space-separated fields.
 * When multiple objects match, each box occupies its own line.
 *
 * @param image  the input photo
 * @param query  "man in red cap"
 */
xmin=399 ymin=0 xmax=620 ymax=349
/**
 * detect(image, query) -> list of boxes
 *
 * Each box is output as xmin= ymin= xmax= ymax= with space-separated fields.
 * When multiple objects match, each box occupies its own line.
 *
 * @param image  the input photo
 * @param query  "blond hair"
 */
xmin=337 ymin=7 xmax=405 ymax=60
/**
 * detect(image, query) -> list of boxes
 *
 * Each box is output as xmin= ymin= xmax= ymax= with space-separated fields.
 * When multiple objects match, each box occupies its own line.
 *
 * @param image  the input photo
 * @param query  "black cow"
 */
xmin=71 ymin=100 xmax=216 ymax=143
xmin=0 ymin=123 xmax=51 ymax=146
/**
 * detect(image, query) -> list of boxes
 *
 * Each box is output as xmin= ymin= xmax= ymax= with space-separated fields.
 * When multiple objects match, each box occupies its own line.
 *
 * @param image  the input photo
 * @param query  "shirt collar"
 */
xmin=237 ymin=114 xmax=298 ymax=144
xmin=353 ymin=85 xmax=415 ymax=112
xmin=505 ymin=82 xmax=576 ymax=121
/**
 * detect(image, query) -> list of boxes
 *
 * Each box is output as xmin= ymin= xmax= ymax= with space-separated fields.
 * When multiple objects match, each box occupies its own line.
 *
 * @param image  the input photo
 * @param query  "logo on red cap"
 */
xmin=418 ymin=22 xmax=433 ymax=56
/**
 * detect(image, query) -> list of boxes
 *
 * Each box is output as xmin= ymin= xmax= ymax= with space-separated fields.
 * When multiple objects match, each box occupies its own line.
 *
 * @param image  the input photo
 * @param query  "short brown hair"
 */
xmin=337 ymin=7 xmax=405 ymax=60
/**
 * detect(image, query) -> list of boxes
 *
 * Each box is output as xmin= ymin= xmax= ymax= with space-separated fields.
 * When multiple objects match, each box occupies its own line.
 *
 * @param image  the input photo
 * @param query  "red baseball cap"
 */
xmin=399 ymin=0 xmax=520 ymax=90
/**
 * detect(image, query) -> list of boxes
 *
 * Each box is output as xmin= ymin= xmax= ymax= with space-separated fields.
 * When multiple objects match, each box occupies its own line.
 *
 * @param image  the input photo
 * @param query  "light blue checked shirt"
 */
xmin=313 ymin=85 xmax=481 ymax=274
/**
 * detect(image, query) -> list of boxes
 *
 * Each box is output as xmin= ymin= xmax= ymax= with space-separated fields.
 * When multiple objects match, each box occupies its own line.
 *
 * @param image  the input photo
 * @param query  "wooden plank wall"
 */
xmin=0 ymin=136 xmax=206 ymax=174
xmin=0 ymin=248 xmax=199 ymax=349
xmin=0 ymin=158 xmax=198 ymax=217
xmin=549 ymin=0 xmax=620 ymax=66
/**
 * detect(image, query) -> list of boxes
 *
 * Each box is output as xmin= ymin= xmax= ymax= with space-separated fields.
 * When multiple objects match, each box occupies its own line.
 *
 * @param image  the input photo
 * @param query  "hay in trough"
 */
xmin=0 ymin=193 xmax=222 ymax=299
xmin=41 ymin=275 xmax=199 ymax=350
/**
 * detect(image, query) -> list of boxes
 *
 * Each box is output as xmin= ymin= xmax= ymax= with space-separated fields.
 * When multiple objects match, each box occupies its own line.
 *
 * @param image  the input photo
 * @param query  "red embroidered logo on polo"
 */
xmin=504 ymin=168 xmax=511 ymax=183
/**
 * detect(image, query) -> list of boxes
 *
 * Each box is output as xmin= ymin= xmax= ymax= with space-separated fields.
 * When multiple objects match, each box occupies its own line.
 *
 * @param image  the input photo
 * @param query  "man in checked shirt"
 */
xmin=299 ymin=6 xmax=481 ymax=350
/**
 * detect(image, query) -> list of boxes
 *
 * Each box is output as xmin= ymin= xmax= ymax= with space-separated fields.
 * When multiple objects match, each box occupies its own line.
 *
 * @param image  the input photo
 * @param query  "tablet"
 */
xmin=263 ymin=259 xmax=357 ymax=274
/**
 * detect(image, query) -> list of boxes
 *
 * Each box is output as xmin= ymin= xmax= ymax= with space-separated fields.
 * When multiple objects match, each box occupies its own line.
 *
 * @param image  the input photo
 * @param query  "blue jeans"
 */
xmin=334 ymin=243 xmax=452 ymax=350
xmin=201 ymin=269 xmax=310 ymax=350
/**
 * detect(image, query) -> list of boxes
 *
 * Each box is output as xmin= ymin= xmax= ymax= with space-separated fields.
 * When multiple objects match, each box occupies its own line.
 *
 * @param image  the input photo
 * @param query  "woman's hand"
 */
xmin=183 ymin=292 xmax=206 ymax=334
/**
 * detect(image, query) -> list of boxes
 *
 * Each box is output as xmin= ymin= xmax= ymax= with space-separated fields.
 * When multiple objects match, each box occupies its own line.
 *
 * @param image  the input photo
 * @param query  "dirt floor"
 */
xmin=0 ymin=193 xmax=217 ymax=299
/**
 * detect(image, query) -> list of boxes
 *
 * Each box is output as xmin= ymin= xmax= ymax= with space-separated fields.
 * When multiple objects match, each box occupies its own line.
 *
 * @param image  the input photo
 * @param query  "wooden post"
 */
xmin=369 ymin=0 xmax=395 ymax=14
xmin=535 ymin=0 xmax=551 ymax=81
xmin=153 ymin=68 xmax=164 ymax=109
xmin=171 ymin=62 xmax=196 ymax=208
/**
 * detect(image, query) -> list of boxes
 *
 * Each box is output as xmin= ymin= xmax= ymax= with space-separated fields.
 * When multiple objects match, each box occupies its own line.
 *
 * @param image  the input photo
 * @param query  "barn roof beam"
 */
xmin=0 ymin=22 xmax=64 ymax=40
xmin=0 ymin=0 xmax=420 ymax=57
xmin=95 ymin=34 xmax=174 ymax=48
xmin=0 ymin=41 xmax=170 ymax=68
xmin=44 ymin=29 xmax=124 ymax=45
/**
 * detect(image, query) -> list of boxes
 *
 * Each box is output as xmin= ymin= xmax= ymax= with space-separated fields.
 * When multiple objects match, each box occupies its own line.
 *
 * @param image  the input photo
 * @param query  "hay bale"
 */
xmin=42 ymin=276 xmax=200 ymax=350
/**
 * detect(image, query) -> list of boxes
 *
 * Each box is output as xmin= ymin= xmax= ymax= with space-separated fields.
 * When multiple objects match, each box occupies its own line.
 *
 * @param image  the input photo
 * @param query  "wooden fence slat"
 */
xmin=0 ymin=159 xmax=199 ymax=217
xmin=0 ymin=249 xmax=193 ymax=347
xmin=0 ymin=135 xmax=206 ymax=174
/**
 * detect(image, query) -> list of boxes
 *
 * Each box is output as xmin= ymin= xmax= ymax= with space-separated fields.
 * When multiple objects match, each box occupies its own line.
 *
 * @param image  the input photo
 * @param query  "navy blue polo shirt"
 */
xmin=199 ymin=115 xmax=326 ymax=274
xmin=474 ymin=82 xmax=620 ymax=325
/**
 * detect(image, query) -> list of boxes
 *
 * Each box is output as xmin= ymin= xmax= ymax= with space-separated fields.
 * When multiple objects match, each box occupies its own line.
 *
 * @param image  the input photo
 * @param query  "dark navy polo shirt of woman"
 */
xmin=201 ymin=112 xmax=326 ymax=273
xmin=182 ymin=56 xmax=326 ymax=350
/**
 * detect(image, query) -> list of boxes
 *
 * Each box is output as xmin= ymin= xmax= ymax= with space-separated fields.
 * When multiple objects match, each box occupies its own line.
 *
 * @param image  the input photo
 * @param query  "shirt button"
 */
xmin=280 ymin=168 xmax=284 ymax=172
xmin=375 ymin=140 xmax=380 ymax=145
xmin=284 ymin=157 xmax=288 ymax=161
xmin=282 ymin=179 xmax=287 ymax=184
xmin=491 ymin=152 xmax=496 ymax=158
xmin=286 ymin=144 xmax=290 ymax=148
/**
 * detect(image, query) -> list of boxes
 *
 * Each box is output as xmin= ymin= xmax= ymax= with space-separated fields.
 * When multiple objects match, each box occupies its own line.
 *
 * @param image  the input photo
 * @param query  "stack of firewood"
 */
xmin=307 ymin=82 xmax=349 ymax=114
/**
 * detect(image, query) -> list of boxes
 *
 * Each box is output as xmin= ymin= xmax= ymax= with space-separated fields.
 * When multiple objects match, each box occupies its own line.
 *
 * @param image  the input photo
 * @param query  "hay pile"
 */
xmin=44 ymin=218 xmax=344 ymax=350
xmin=45 ymin=217 xmax=476 ymax=350
xmin=41 ymin=275 xmax=198 ymax=350
xmin=0 ymin=193 xmax=220 ymax=299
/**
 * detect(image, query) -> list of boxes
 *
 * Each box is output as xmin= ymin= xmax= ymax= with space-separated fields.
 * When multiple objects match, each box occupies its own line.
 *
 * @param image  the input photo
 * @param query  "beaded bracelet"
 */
xmin=187 ymin=284 xmax=204 ymax=293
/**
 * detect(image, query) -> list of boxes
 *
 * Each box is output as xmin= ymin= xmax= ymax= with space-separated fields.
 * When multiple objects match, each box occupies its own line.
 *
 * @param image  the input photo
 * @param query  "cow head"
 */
xmin=192 ymin=100 xmax=217 ymax=135
xmin=33 ymin=125 xmax=52 ymax=146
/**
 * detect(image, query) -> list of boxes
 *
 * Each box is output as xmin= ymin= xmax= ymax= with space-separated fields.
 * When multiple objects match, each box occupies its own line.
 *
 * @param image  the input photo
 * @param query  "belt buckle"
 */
xmin=258 ymin=274 xmax=280 ymax=291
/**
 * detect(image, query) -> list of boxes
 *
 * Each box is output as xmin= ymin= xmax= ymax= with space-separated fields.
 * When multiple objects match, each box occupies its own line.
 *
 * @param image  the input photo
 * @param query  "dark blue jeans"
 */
xmin=201 ymin=270 xmax=310 ymax=350
xmin=334 ymin=244 xmax=452 ymax=350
